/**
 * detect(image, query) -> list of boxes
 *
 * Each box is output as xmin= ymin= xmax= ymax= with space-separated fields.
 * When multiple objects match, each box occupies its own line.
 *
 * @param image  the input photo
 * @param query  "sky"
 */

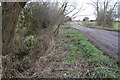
xmin=0 ymin=0 xmax=95 ymax=20
xmin=29 ymin=0 xmax=97 ymax=20
xmin=62 ymin=0 xmax=119 ymax=20
xmin=0 ymin=0 xmax=96 ymax=20
xmin=0 ymin=0 xmax=118 ymax=20
xmin=65 ymin=0 xmax=97 ymax=20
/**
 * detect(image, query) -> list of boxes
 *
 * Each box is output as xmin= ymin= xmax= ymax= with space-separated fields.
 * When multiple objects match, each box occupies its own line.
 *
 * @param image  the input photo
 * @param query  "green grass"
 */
xmin=78 ymin=22 xmax=84 ymax=26
xmin=102 ymin=22 xmax=120 ymax=31
xmin=113 ymin=22 xmax=120 ymax=31
xmin=60 ymin=24 xmax=120 ymax=78
xmin=63 ymin=54 xmax=78 ymax=66
xmin=78 ymin=21 xmax=120 ymax=31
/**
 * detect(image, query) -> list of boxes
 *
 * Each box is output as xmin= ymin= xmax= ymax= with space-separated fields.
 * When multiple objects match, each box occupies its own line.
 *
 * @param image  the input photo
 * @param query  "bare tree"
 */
xmin=2 ymin=1 xmax=82 ymax=78
xmin=102 ymin=0 xmax=118 ymax=27
xmin=90 ymin=0 xmax=119 ymax=27
xmin=117 ymin=1 xmax=120 ymax=20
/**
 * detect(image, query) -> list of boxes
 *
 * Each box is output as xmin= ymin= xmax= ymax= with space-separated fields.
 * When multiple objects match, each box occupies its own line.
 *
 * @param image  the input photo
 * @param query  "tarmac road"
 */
xmin=70 ymin=22 xmax=119 ymax=63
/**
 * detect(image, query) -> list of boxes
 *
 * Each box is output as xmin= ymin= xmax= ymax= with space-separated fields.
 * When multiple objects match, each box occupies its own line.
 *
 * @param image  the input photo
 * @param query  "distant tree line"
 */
xmin=90 ymin=0 xmax=119 ymax=27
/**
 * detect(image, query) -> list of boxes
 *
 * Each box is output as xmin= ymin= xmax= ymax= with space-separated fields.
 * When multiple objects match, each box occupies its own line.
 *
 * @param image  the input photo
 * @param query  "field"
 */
xmin=78 ymin=21 xmax=120 ymax=31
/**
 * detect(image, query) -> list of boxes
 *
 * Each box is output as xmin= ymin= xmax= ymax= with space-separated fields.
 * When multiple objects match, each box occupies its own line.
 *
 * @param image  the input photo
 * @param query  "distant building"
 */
xmin=64 ymin=16 xmax=72 ymax=22
xmin=83 ymin=17 xmax=89 ymax=21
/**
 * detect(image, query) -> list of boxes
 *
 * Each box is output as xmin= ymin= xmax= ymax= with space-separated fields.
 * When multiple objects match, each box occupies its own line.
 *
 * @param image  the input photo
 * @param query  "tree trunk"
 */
xmin=2 ymin=2 xmax=26 ymax=55
xmin=102 ymin=1 xmax=109 ymax=27
xmin=96 ymin=0 xmax=100 ymax=25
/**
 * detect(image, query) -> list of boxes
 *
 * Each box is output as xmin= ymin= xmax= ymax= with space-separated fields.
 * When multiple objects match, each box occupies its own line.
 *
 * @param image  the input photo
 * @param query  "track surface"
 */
xmin=70 ymin=22 xmax=119 ymax=63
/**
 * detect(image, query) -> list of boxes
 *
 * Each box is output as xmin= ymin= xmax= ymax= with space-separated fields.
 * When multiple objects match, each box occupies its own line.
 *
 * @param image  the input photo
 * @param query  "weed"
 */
xmin=90 ymin=67 xmax=119 ymax=78
xmin=47 ymin=53 xmax=53 ymax=57
xmin=69 ymin=45 xmax=79 ymax=51
xmin=63 ymin=53 xmax=78 ymax=66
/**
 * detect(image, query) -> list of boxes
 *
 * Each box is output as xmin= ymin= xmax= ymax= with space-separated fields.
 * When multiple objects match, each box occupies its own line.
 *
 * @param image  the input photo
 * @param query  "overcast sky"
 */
xmin=0 ymin=0 xmax=96 ymax=20
xmin=65 ymin=0 xmax=97 ymax=20
xmin=0 ymin=0 xmax=95 ymax=20
xmin=61 ymin=0 xmax=119 ymax=20
xmin=29 ymin=0 xmax=97 ymax=20
xmin=0 ymin=0 xmax=118 ymax=20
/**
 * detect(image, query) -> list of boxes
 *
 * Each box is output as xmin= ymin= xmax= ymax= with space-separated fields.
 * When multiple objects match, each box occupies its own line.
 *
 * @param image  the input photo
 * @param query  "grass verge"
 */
xmin=59 ymin=23 xmax=120 ymax=78
xmin=78 ymin=22 xmax=120 ymax=31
